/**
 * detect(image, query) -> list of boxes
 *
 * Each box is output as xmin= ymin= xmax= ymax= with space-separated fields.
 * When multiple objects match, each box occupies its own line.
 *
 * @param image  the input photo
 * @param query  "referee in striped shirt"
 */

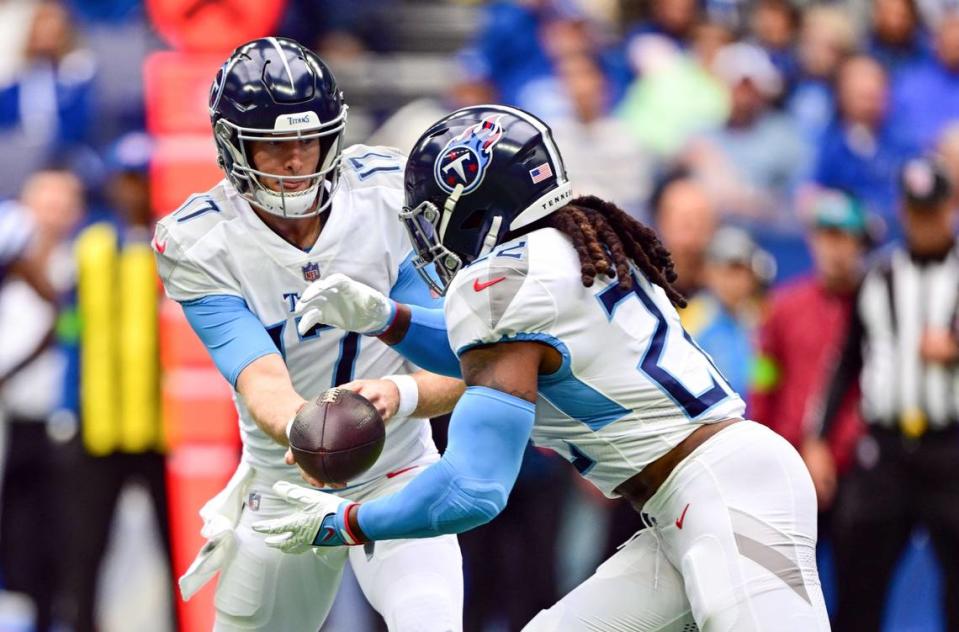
xmin=816 ymin=157 xmax=959 ymax=632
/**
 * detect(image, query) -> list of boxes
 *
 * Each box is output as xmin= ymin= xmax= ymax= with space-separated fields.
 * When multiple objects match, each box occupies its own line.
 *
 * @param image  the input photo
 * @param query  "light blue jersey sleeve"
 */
xmin=386 ymin=251 xmax=461 ymax=377
xmin=389 ymin=251 xmax=443 ymax=309
xmin=355 ymin=386 xmax=535 ymax=540
xmin=180 ymin=295 xmax=279 ymax=387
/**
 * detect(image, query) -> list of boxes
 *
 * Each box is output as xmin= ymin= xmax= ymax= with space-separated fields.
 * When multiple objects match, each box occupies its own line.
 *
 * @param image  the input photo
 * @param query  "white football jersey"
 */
xmin=445 ymin=227 xmax=746 ymax=497
xmin=155 ymin=145 xmax=438 ymax=483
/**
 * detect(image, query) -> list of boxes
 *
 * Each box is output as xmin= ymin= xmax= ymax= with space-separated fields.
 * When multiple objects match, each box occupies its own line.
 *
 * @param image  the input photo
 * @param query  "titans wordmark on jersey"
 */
xmin=445 ymin=227 xmax=746 ymax=497
xmin=154 ymin=145 xmax=438 ymax=483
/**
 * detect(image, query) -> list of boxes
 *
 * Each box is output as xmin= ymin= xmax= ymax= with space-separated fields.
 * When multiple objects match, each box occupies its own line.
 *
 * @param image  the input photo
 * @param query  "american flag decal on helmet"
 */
xmin=529 ymin=163 xmax=553 ymax=184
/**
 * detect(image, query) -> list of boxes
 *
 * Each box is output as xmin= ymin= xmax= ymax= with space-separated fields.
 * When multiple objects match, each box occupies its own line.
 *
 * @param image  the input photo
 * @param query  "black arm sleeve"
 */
xmin=818 ymin=291 xmax=865 ymax=438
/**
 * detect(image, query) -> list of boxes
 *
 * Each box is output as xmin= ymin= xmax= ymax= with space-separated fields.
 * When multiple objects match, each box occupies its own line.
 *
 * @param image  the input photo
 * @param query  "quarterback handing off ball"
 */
xmin=289 ymin=388 xmax=386 ymax=484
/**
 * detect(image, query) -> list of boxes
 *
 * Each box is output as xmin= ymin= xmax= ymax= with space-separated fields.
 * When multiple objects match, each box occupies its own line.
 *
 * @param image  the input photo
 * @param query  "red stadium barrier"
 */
xmin=159 ymin=297 xmax=215 ymax=369
xmin=146 ymin=0 xmax=286 ymax=54
xmin=144 ymin=52 xmax=224 ymax=135
xmin=166 ymin=445 xmax=242 ymax=632
xmin=162 ymin=368 xmax=239 ymax=448
xmin=149 ymin=136 xmax=223 ymax=219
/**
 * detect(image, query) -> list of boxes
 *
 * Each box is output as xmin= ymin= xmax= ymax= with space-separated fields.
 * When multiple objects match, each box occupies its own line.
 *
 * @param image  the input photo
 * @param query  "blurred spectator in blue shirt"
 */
xmin=867 ymin=0 xmax=932 ymax=73
xmin=683 ymin=226 xmax=776 ymax=398
xmin=891 ymin=12 xmax=959 ymax=151
xmin=514 ymin=13 xmax=630 ymax=121
xmin=787 ymin=6 xmax=857 ymax=146
xmin=461 ymin=0 xmax=629 ymax=116
xmin=749 ymin=0 xmax=801 ymax=93
xmin=814 ymin=54 xmax=918 ymax=232
xmin=0 ymin=1 xmax=95 ymax=198
xmin=683 ymin=42 xmax=810 ymax=223
xmin=459 ymin=1 xmax=549 ymax=106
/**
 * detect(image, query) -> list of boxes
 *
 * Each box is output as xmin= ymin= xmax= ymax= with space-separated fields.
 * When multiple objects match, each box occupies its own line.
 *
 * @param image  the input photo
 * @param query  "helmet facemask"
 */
xmin=400 ymin=184 xmax=506 ymax=296
xmin=214 ymin=106 xmax=348 ymax=218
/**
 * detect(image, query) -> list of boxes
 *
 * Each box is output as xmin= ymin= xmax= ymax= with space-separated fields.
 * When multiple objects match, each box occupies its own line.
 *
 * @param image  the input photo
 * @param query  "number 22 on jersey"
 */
xmin=597 ymin=273 xmax=732 ymax=419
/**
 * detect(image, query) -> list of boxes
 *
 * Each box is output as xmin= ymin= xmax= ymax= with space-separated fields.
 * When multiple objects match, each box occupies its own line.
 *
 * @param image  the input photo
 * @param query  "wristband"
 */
xmin=383 ymin=374 xmax=419 ymax=419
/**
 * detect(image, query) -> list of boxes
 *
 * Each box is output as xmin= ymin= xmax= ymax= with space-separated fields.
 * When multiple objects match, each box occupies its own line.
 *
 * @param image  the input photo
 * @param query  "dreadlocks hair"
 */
xmin=545 ymin=195 xmax=687 ymax=308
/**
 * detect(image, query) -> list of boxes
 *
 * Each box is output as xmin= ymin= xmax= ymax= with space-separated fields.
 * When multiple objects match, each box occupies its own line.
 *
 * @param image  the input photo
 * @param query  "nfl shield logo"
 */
xmin=302 ymin=262 xmax=321 ymax=282
xmin=247 ymin=492 xmax=260 ymax=512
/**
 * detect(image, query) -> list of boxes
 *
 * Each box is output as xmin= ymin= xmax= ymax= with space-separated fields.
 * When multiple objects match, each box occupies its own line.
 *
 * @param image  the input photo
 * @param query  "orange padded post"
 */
xmin=162 ymin=368 xmax=239 ymax=448
xmin=144 ymin=52 xmax=224 ymax=135
xmin=149 ymin=136 xmax=223 ymax=219
xmin=159 ymin=298 xmax=214 ymax=370
xmin=166 ymin=445 xmax=241 ymax=632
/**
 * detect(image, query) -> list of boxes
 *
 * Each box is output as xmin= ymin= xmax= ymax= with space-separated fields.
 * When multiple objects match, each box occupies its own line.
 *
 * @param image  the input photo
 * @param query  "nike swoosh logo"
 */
xmin=676 ymin=503 xmax=690 ymax=529
xmin=473 ymin=276 xmax=506 ymax=292
xmin=386 ymin=465 xmax=419 ymax=479
xmin=152 ymin=235 xmax=167 ymax=254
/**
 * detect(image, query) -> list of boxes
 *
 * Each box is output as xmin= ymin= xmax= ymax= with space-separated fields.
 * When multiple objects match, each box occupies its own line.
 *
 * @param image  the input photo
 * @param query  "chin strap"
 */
xmin=439 ymin=184 xmax=464 ymax=240
xmin=479 ymin=215 xmax=503 ymax=257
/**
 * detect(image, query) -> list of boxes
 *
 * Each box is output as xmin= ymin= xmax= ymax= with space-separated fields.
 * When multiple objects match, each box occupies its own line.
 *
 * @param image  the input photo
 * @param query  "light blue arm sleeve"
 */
xmin=384 ymin=251 xmax=461 ymax=377
xmin=392 ymin=305 xmax=461 ymax=378
xmin=180 ymin=295 xmax=279 ymax=387
xmin=389 ymin=251 xmax=444 ymax=309
xmin=356 ymin=386 xmax=535 ymax=540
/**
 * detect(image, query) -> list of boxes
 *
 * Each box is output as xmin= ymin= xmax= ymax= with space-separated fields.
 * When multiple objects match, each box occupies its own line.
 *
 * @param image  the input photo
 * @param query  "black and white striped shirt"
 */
xmin=822 ymin=243 xmax=959 ymax=433
xmin=0 ymin=201 xmax=34 ymax=280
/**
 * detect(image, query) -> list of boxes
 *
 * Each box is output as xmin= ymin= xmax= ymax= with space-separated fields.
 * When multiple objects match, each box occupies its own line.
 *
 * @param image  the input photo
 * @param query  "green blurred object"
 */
xmin=616 ymin=57 xmax=729 ymax=158
xmin=56 ymin=306 xmax=82 ymax=344
xmin=751 ymin=354 xmax=780 ymax=393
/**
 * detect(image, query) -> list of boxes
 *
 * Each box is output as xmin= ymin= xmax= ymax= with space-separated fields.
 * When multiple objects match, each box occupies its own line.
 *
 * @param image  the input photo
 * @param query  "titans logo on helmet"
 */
xmin=434 ymin=115 xmax=504 ymax=195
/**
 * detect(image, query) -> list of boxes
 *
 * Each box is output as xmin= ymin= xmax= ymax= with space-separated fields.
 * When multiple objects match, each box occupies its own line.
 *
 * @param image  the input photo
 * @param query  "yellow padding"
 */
xmin=77 ymin=224 xmax=162 ymax=455
xmin=118 ymin=243 xmax=160 ymax=452
xmin=77 ymin=224 xmax=119 ymax=456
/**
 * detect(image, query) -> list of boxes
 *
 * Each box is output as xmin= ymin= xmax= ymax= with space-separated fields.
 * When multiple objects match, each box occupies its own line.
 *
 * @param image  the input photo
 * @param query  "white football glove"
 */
xmin=251 ymin=481 xmax=354 ymax=553
xmin=295 ymin=273 xmax=395 ymax=336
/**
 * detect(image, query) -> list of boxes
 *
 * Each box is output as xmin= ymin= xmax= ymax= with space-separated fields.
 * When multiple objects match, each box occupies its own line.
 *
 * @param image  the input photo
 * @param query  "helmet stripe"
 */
xmin=268 ymin=37 xmax=296 ymax=91
xmin=209 ymin=56 xmax=241 ymax=116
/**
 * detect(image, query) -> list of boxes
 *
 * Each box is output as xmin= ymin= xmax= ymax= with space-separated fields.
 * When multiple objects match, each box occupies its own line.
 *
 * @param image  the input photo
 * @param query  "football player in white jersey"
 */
xmin=253 ymin=105 xmax=832 ymax=632
xmin=153 ymin=38 xmax=465 ymax=632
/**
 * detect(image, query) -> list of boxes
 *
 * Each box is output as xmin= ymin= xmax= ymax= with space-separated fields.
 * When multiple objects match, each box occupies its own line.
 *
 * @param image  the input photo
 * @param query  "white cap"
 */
xmin=712 ymin=42 xmax=782 ymax=98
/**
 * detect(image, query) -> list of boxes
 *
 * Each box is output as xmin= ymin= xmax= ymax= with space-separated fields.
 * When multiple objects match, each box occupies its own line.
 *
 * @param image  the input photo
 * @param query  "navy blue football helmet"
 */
xmin=401 ymin=105 xmax=572 ymax=295
xmin=209 ymin=37 xmax=346 ymax=218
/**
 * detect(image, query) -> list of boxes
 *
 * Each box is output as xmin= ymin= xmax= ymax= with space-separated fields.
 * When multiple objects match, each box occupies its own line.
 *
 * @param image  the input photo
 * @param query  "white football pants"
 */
xmin=212 ymin=455 xmax=463 ymax=632
xmin=525 ymin=420 xmax=830 ymax=632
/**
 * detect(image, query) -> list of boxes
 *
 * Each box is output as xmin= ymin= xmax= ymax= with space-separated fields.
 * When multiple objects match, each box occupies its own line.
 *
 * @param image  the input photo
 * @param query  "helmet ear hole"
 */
xmin=461 ymin=208 xmax=488 ymax=230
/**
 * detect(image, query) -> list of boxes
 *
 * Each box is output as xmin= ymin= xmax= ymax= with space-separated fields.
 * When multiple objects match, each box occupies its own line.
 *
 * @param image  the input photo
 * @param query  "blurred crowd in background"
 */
xmin=0 ymin=0 xmax=958 ymax=630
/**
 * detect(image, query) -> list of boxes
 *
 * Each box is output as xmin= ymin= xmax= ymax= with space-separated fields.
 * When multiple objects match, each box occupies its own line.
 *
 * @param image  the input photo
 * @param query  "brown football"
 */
xmin=289 ymin=388 xmax=386 ymax=484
